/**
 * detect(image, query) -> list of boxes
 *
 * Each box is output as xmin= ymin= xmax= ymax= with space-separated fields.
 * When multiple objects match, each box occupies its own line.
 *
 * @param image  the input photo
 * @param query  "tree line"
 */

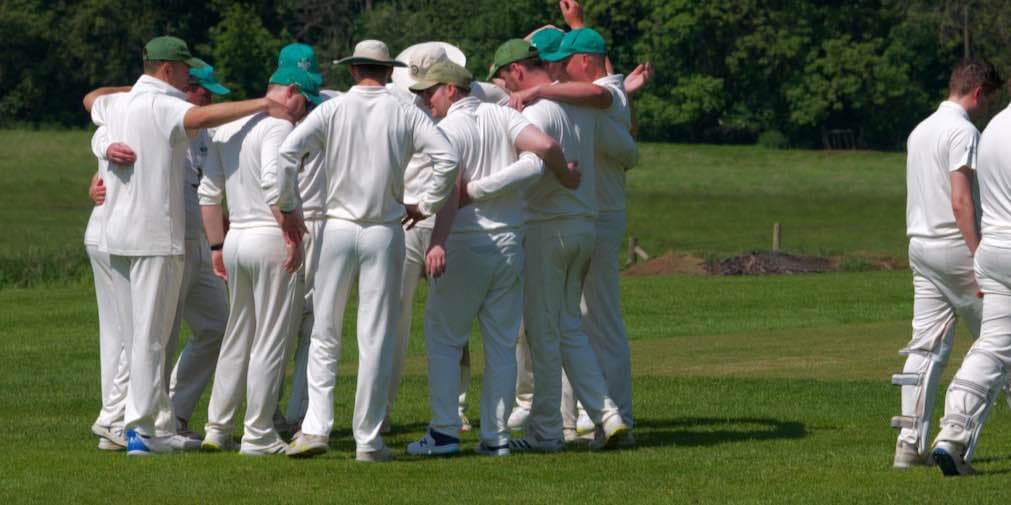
xmin=3 ymin=0 xmax=1010 ymax=149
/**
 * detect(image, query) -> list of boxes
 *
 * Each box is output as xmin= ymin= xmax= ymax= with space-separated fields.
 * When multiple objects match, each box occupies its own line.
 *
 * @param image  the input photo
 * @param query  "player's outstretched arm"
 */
xmin=511 ymin=82 xmax=612 ymax=111
xmin=82 ymin=86 xmax=131 ymax=112
xmin=560 ymin=0 xmax=585 ymax=29
xmin=183 ymin=98 xmax=293 ymax=133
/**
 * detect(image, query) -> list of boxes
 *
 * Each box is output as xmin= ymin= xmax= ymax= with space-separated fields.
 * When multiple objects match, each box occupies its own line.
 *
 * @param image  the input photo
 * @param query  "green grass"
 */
xmin=0 ymin=132 xmax=908 ymax=287
xmin=0 ymin=273 xmax=1004 ymax=504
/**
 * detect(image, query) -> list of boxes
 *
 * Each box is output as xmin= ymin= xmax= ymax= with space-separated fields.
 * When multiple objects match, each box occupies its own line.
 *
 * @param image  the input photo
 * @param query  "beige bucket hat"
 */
xmin=334 ymin=39 xmax=407 ymax=67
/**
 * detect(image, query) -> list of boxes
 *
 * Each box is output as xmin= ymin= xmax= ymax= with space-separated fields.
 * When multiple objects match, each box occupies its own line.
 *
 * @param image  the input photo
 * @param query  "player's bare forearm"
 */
xmin=536 ymin=82 xmax=612 ymax=109
xmin=950 ymin=168 xmax=979 ymax=254
xmin=184 ymin=98 xmax=291 ymax=131
xmin=83 ymin=86 xmax=131 ymax=112
xmin=201 ymin=204 xmax=226 ymax=247
xmin=515 ymin=125 xmax=566 ymax=180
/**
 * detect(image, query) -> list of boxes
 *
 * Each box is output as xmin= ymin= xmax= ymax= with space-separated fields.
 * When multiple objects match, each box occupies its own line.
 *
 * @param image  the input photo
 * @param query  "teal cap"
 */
xmin=531 ymin=28 xmax=565 ymax=62
xmin=188 ymin=59 xmax=230 ymax=95
xmin=546 ymin=28 xmax=607 ymax=62
xmin=278 ymin=43 xmax=323 ymax=85
xmin=269 ymin=66 xmax=322 ymax=106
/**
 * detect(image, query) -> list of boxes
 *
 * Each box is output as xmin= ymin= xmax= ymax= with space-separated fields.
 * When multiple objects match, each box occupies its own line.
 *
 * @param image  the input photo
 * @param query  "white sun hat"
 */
xmin=334 ymin=39 xmax=407 ymax=67
xmin=391 ymin=41 xmax=466 ymax=93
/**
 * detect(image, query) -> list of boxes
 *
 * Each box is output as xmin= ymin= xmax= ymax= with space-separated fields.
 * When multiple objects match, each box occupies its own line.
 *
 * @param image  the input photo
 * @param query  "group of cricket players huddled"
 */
xmin=896 ymin=56 xmax=1011 ymax=477
xmin=82 ymin=0 xmax=655 ymax=461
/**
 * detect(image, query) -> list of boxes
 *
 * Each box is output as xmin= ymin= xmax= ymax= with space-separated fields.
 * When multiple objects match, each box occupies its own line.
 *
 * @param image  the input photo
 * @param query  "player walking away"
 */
xmin=384 ymin=41 xmax=474 ymax=433
xmin=490 ymin=39 xmax=637 ymax=452
xmin=164 ymin=60 xmax=232 ymax=440
xmin=85 ymin=35 xmax=296 ymax=456
xmin=931 ymin=61 xmax=1010 ymax=476
xmin=198 ymin=66 xmax=316 ymax=456
xmin=280 ymin=40 xmax=458 ymax=462
xmin=891 ymin=57 xmax=1001 ymax=468
xmin=403 ymin=61 xmax=578 ymax=456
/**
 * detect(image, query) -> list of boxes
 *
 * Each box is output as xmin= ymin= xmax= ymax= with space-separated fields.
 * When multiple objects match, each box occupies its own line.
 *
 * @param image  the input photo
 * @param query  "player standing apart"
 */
xmin=891 ymin=57 xmax=1000 ymax=468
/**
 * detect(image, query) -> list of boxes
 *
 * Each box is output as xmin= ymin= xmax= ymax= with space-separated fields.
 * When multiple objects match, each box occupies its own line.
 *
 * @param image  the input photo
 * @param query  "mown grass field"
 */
xmin=0 ymin=130 xmax=1001 ymax=504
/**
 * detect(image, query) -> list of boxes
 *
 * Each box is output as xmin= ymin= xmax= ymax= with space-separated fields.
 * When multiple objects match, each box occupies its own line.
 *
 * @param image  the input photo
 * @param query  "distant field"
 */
xmin=0 ymin=131 xmax=907 ymax=286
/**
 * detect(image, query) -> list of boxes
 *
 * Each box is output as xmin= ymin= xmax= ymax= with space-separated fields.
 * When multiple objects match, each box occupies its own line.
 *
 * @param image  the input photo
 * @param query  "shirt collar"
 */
xmin=447 ymin=96 xmax=480 ymax=116
xmin=939 ymin=100 xmax=970 ymax=120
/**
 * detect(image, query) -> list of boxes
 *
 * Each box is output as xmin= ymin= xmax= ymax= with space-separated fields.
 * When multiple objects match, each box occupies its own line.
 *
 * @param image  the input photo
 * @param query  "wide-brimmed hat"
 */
xmin=391 ymin=42 xmax=466 ymax=93
xmin=334 ymin=40 xmax=406 ymax=67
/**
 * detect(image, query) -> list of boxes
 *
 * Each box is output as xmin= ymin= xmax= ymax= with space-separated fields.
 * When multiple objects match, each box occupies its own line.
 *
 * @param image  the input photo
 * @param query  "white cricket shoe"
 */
xmin=286 ymin=433 xmax=328 ymax=459
xmin=589 ymin=415 xmax=628 ymax=450
xmin=407 ymin=429 xmax=460 ymax=456
xmin=200 ymin=431 xmax=235 ymax=452
xmin=356 ymin=445 xmax=395 ymax=463
xmin=507 ymin=407 xmax=529 ymax=432
xmin=97 ymin=438 xmax=125 ymax=451
xmin=240 ymin=440 xmax=288 ymax=456
xmin=507 ymin=434 xmax=565 ymax=453
xmin=932 ymin=441 xmax=976 ymax=476
xmin=576 ymin=411 xmax=594 ymax=435
xmin=91 ymin=423 xmax=127 ymax=449
xmin=892 ymin=440 xmax=928 ymax=468
xmin=127 ymin=431 xmax=201 ymax=456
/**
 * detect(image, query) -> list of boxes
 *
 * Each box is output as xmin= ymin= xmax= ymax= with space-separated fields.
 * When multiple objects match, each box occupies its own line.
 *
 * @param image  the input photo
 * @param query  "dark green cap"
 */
xmin=530 ymin=28 xmax=565 ymax=62
xmin=278 ymin=43 xmax=323 ymax=85
xmin=188 ymin=59 xmax=230 ymax=95
xmin=143 ymin=36 xmax=203 ymax=68
xmin=488 ymin=39 xmax=539 ymax=80
xmin=549 ymin=28 xmax=607 ymax=61
xmin=409 ymin=61 xmax=473 ymax=92
xmin=269 ymin=66 xmax=323 ymax=106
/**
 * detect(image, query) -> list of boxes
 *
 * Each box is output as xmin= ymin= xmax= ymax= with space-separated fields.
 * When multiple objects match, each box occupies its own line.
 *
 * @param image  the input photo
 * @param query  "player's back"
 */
xmin=522 ymin=98 xmax=597 ymax=223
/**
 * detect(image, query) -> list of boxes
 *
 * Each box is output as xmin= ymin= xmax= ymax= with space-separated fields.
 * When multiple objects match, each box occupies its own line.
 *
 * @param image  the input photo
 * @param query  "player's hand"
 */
xmin=509 ymin=86 xmax=540 ymax=112
xmin=624 ymin=63 xmax=655 ymax=96
xmin=264 ymin=97 xmax=296 ymax=123
xmin=402 ymin=204 xmax=427 ymax=230
xmin=89 ymin=176 xmax=106 ymax=205
xmin=211 ymin=250 xmax=227 ymax=281
xmin=559 ymin=160 xmax=581 ymax=189
xmin=283 ymin=239 xmax=302 ymax=273
xmin=560 ymin=0 xmax=585 ymax=29
xmin=426 ymin=244 xmax=447 ymax=278
xmin=280 ymin=211 xmax=307 ymax=246
xmin=458 ymin=178 xmax=473 ymax=209
xmin=106 ymin=143 xmax=137 ymax=165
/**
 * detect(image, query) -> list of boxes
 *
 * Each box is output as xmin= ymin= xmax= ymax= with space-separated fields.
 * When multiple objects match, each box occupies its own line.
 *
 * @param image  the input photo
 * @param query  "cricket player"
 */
xmin=87 ymin=35 xmax=296 ymax=455
xmin=164 ymin=61 xmax=232 ymax=439
xmin=404 ymin=61 xmax=579 ymax=456
xmin=890 ymin=57 xmax=1000 ymax=468
xmin=385 ymin=41 xmax=474 ymax=433
xmin=198 ymin=66 xmax=317 ymax=455
xmin=281 ymin=40 xmax=458 ymax=462
xmin=930 ymin=61 xmax=1009 ymax=476
xmin=490 ymin=39 xmax=637 ymax=451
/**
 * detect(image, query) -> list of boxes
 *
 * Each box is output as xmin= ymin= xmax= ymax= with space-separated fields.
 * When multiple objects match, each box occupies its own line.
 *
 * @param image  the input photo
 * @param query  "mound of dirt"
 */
xmin=623 ymin=252 xmax=706 ymax=276
xmin=704 ymin=251 xmax=832 ymax=275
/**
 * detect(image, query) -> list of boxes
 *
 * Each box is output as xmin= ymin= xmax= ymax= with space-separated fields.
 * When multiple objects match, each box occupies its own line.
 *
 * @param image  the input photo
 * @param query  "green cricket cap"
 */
xmin=531 ymin=28 xmax=566 ymax=62
xmin=488 ymin=39 xmax=539 ymax=80
xmin=269 ymin=66 xmax=323 ymax=106
xmin=143 ymin=36 xmax=204 ymax=68
xmin=278 ymin=43 xmax=323 ymax=85
xmin=188 ymin=59 xmax=230 ymax=96
xmin=409 ymin=61 xmax=473 ymax=92
xmin=550 ymin=28 xmax=607 ymax=61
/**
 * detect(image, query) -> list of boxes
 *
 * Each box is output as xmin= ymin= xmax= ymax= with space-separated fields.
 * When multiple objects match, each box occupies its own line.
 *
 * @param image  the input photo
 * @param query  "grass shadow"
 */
xmin=633 ymin=416 xmax=807 ymax=448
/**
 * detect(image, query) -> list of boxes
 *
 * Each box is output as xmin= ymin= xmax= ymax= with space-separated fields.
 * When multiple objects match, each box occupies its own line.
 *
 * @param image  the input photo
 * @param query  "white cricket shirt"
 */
xmin=906 ymin=101 xmax=980 ymax=241
xmin=92 ymin=75 xmax=194 ymax=256
xmin=593 ymin=74 xmax=635 ymax=213
xmin=977 ymin=104 xmax=1011 ymax=246
xmin=198 ymin=113 xmax=296 ymax=229
xmin=437 ymin=96 xmax=538 ymax=232
xmin=279 ymin=85 xmax=458 ymax=224
xmin=298 ymin=89 xmax=341 ymax=220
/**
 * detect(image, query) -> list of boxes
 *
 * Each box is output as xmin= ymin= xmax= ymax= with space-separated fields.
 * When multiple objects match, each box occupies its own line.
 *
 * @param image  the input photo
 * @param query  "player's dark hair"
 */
xmin=949 ymin=57 xmax=1004 ymax=96
xmin=351 ymin=64 xmax=393 ymax=82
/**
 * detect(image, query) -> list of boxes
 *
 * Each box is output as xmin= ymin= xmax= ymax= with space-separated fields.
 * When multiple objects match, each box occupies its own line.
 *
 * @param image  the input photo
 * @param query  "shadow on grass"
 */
xmin=634 ymin=416 xmax=807 ymax=448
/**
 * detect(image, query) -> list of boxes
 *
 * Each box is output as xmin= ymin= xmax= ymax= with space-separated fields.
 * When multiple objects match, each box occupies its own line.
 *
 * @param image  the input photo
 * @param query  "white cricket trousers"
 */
xmin=896 ymin=237 xmax=982 ymax=455
xmin=425 ymin=231 xmax=523 ymax=446
xmin=87 ymin=245 xmax=128 ymax=429
xmin=524 ymin=217 xmax=621 ymax=442
xmin=580 ymin=210 xmax=633 ymax=427
xmin=204 ymin=227 xmax=298 ymax=450
xmin=167 ymin=237 xmax=229 ymax=423
xmin=515 ymin=326 xmax=533 ymax=411
xmin=284 ymin=217 xmax=325 ymax=425
xmin=936 ymin=240 xmax=1011 ymax=451
xmin=302 ymin=219 xmax=404 ymax=453
xmin=388 ymin=226 xmax=471 ymax=418
xmin=109 ymin=254 xmax=184 ymax=437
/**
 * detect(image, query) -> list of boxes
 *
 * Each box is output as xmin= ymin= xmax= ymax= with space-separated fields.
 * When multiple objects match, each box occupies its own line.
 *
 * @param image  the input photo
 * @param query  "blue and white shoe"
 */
xmin=127 ymin=430 xmax=151 ymax=456
xmin=932 ymin=441 xmax=976 ymax=476
xmin=406 ymin=429 xmax=460 ymax=456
